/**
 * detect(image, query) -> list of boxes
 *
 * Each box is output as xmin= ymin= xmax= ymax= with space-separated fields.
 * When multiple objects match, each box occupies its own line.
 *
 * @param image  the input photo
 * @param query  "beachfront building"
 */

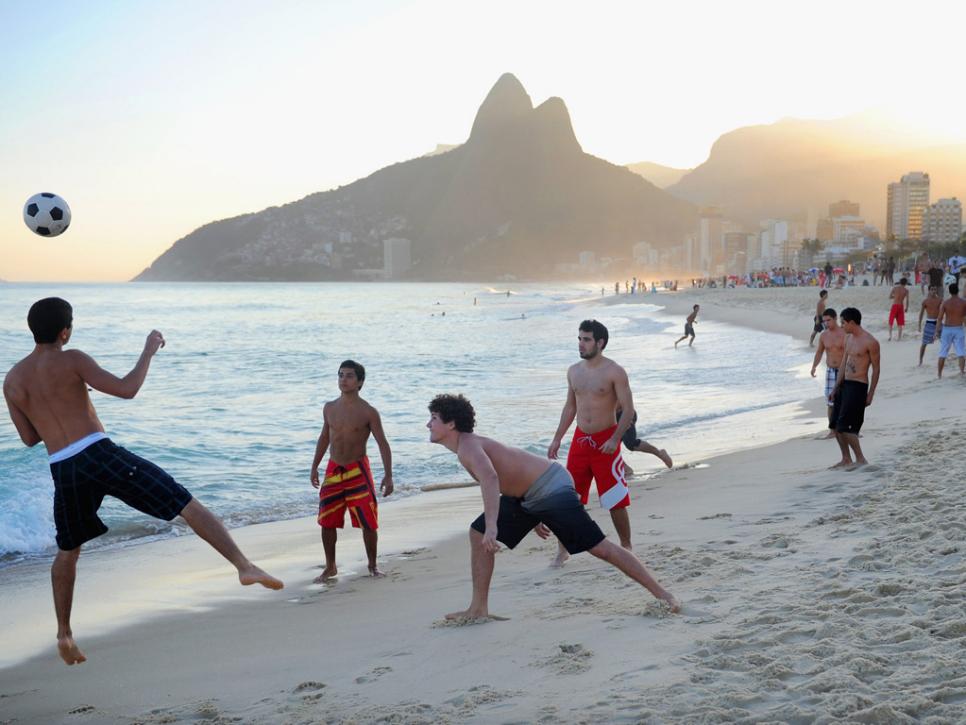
xmin=698 ymin=206 xmax=724 ymax=274
xmin=383 ymin=237 xmax=411 ymax=279
xmin=921 ymin=198 xmax=963 ymax=243
xmin=756 ymin=219 xmax=789 ymax=270
xmin=632 ymin=241 xmax=658 ymax=267
xmin=833 ymin=216 xmax=866 ymax=247
xmin=886 ymin=171 xmax=930 ymax=240
xmin=829 ymin=200 xmax=860 ymax=218
xmin=578 ymin=250 xmax=598 ymax=270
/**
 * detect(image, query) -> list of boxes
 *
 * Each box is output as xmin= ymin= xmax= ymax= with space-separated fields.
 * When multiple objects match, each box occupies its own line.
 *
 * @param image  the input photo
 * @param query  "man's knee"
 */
xmin=54 ymin=547 xmax=81 ymax=565
xmin=588 ymin=539 xmax=616 ymax=561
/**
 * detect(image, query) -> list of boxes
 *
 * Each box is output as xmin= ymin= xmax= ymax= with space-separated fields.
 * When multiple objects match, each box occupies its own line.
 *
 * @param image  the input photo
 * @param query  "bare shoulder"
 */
xmin=606 ymin=358 xmax=628 ymax=380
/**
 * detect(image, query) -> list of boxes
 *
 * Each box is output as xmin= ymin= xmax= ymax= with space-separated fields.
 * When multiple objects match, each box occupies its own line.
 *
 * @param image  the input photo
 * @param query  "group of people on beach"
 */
xmin=809 ymin=280 xmax=966 ymax=468
xmin=4 ymin=298 xmax=681 ymax=666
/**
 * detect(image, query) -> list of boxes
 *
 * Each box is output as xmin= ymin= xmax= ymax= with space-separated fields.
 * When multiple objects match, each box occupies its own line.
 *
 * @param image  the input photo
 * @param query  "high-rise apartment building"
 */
xmin=383 ymin=237 xmax=412 ymax=279
xmin=829 ymin=200 xmax=860 ymax=218
xmin=886 ymin=172 xmax=930 ymax=240
xmin=922 ymin=198 xmax=963 ymax=243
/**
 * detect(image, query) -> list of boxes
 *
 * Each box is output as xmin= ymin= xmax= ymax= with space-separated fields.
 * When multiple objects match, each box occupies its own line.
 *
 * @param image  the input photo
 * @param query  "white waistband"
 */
xmin=49 ymin=432 xmax=109 ymax=464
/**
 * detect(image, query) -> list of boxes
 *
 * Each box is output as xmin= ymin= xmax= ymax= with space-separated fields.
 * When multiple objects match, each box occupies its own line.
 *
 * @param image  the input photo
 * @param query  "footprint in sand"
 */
xmin=433 ymin=614 xmax=510 ymax=628
xmin=355 ymin=666 xmax=393 ymax=684
xmin=539 ymin=643 xmax=594 ymax=674
xmin=67 ymin=704 xmax=95 ymax=715
xmin=698 ymin=513 xmax=732 ymax=520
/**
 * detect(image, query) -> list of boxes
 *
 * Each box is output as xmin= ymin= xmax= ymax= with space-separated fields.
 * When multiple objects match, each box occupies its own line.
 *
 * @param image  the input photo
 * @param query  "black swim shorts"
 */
xmin=50 ymin=439 xmax=193 ymax=550
xmin=685 ymin=323 xmax=695 ymax=337
xmin=832 ymin=380 xmax=868 ymax=435
xmin=470 ymin=486 xmax=605 ymax=555
xmin=619 ymin=411 xmax=641 ymax=450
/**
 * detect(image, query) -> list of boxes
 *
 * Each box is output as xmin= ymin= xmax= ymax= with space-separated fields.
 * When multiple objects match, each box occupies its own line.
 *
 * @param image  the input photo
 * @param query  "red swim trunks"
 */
xmin=566 ymin=425 xmax=629 ymax=510
xmin=318 ymin=457 xmax=378 ymax=530
xmin=888 ymin=303 xmax=905 ymax=326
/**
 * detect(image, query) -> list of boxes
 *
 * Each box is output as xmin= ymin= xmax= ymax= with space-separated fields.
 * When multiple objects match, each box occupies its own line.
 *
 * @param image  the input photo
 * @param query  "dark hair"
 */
xmin=579 ymin=319 xmax=608 ymax=349
xmin=840 ymin=307 xmax=862 ymax=325
xmin=339 ymin=359 xmax=365 ymax=386
xmin=819 ymin=290 xmax=828 ymax=298
xmin=900 ymin=278 xmax=908 ymax=285
xmin=428 ymin=394 xmax=475 ymax=433
xmin=27 ymin=297 xmax=72 ymax=344
xmin=822 ymin=308 xmax=837 ymax=319
xmin=951 ymin=284 xmax=960 ymax=296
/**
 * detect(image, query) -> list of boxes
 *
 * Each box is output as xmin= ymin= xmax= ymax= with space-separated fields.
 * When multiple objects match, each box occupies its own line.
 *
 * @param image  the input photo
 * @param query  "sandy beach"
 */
xmin=2 ymin=284 xmax=964 ymax=724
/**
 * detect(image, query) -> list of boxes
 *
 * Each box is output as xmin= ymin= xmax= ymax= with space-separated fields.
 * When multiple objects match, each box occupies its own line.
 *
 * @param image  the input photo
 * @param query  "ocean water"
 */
xmin=0 ymin=282 xmax=817 ymax=562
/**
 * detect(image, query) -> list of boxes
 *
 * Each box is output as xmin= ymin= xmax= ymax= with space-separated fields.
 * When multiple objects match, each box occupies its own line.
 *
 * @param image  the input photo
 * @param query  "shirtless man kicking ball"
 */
xmin=427 ymin=394 xmax=679 ymax=621
xmin=3 ymin=298 xmax=283 ymax=666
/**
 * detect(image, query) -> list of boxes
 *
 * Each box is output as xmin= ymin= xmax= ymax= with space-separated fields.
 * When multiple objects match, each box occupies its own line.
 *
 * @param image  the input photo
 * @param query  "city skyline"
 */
xmin=3 ymin=0 xmax=966 ymax=281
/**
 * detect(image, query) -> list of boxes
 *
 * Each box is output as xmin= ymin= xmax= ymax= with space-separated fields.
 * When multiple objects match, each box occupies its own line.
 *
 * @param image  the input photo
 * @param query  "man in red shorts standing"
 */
xmin=310 ymin=360 xmax=394 ymax=581
xmin=548 ymin=320 xmax=636 ymax=567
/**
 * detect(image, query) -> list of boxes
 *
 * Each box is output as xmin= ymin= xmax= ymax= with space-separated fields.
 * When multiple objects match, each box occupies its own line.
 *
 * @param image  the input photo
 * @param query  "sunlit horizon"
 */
xmin=3 ymin=0 xmax=965 ymax=282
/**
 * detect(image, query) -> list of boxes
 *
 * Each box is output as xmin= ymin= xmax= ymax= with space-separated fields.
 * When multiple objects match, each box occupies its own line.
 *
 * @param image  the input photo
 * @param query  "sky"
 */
xmin=2 ymin=0 xmax=965 ymax=281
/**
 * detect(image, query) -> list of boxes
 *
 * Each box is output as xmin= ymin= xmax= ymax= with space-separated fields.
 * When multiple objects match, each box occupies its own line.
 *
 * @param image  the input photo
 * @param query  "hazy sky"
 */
xmin=2 ymin=0 xmax=965 ymax=281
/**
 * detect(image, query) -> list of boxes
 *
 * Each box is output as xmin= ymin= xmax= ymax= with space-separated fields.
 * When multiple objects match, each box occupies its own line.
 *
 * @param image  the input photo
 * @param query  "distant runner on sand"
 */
xmin=2 ymin=298 xmax=283 ymax=666
xmin=427 ymin=394 xmax=679 ymax=621
xmin=810 ymin=308 xmax=846 ymax=435
xmin=918 ymin=286 xmax=942 ymax=366
xmin=828 ymin=307 xmax=880 ymax=470
xmin=809 ymin=290 xmax=828 ymax=346
xmin=888 ymin=278 xmax=909 ymax=340
xmin=310 ymin=360 xmax=394 ymax=581
xmin=935 ymin=284 xmax=966 ymax=379
xmin=675 ymin=305 xmax=699 ymax=348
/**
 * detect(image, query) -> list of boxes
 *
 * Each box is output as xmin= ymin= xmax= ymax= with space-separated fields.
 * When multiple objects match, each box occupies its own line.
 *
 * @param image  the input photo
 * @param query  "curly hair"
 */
xmin=428 ymin=394 xmax=476 ymax=433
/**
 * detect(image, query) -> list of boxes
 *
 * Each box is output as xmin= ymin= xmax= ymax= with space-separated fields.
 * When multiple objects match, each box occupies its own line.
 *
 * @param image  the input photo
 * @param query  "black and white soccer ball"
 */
xmin=23 ymin=192 xmax=71 ymax=237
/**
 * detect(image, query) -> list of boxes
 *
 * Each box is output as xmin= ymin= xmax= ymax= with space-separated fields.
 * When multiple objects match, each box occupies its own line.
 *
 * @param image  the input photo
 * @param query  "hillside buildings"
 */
xmin=383 ymin=237 xmax=411 ymax=279
xmin=886 ymin=172 xmax=930 ymax=240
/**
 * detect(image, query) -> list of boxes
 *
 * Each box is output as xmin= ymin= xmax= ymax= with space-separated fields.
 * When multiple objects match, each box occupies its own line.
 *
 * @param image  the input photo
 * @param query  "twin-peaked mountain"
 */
xmin=135 ymin=74 xmax=697 ymax=281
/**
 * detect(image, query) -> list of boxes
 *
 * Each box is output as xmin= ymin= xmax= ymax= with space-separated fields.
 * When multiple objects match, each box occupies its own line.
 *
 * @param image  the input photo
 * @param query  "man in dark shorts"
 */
xmin=828 ymin=307 xmax=880 ymax=470
xmin=675 ymin=305 xmax=699 ymax=347
xmin=427 ymin=394 xmax=679 ymax=620
xmin=3 ymin=298 xmax=283 ymax=666
xmin=618 ymin=408 xmax=672 ymax=469
xmin=810 ymin=290 xmax=828 ymax=346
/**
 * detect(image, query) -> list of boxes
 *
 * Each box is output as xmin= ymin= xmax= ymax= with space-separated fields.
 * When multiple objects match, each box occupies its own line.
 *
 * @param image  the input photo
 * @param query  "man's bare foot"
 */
xmin=239 ymin=565 xmax=284 ymax=590
xmin=661 ymin=593 xmax=681 ymax=614
xmin=57 ymin=635 xmax=87 ymax=665
xmin=445 ymin=607 xmax=487 ymax=621
xmin=846 ymin=460 xmax=869 ymax=471
xmin=828 ymin=460 xmax=852 ymax=470
xmin=821 ymin=431 xmax=836 ymax=439
xmin=621 ymin=541 xmax=633 ymax=551
xmin=550 ymin=549 xmax=570 ymax=568
xmin=368 ymin=566 xmax=386 ymax=578
xmin=658 ymin=449 xmax=673 ymax=468
xmin=312 ymin=565 xmax=338 ymax=584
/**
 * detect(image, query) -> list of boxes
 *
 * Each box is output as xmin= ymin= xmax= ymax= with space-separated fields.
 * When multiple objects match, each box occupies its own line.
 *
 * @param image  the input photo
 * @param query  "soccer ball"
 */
xmin=23 ymin=192 xmax=71 ymax=237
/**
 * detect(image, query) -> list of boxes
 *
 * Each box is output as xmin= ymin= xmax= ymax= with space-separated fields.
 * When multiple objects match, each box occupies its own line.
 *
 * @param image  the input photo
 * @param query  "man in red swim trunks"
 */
xmin=310 ymin=360 xmax=394 ymax=581
xmin=888 ymin=277 xmax=910 ymax=340
xmin=548 ymin=320 xmax=636 ymax=567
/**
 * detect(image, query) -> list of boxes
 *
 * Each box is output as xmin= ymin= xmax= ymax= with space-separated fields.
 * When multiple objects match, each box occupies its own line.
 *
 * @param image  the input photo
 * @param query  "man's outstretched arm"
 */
xmin=70 ymin=330 xmax=165 ymax=400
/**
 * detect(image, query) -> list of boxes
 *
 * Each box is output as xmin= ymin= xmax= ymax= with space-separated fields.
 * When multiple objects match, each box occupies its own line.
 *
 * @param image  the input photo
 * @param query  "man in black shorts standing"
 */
xmin=828 ymin=307 xmax=880 ymax=470
xmin=427 ymin=394 xmax=679 ymax=621
xmin=3 ymin=298 xmax=283 ymax=666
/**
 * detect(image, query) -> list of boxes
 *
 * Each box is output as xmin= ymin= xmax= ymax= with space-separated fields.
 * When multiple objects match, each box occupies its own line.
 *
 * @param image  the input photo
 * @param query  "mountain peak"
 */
xmin=469 ymin=73 xmax=533 ymax=141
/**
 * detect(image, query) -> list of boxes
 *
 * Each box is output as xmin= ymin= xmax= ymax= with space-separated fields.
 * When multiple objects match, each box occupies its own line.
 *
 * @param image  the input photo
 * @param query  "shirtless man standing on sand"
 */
xmin=829 ymin=307 xmax=880 ymax=470
xmin=428 ymin=394 xmax=679 ymax=621
xmin=918 ymin=286 xmax=942 ymax=366
xmin=548 ymin=320 xmax=635 ymax=568
xmin=935 ymin=284 xmax=966 ymax=379
xmin=2 ymin=298 xmax=283 ymax=666
xmin=888 ymin=278 xmax=910 ymax=341
xmin=310 ymin=360 xmax=394 ymax=580
xmin=675 ymin=305 xmax=699 ymax=348
xmin=809 ymin=290 xmax=829 ymax=346
xmin=810 ymin=308 xmax=846 ymax=436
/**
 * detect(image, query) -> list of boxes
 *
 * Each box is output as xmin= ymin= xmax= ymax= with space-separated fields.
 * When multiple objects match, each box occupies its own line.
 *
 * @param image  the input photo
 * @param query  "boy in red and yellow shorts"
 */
xmin=318 ymin=457 xmax=379 ymax=531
